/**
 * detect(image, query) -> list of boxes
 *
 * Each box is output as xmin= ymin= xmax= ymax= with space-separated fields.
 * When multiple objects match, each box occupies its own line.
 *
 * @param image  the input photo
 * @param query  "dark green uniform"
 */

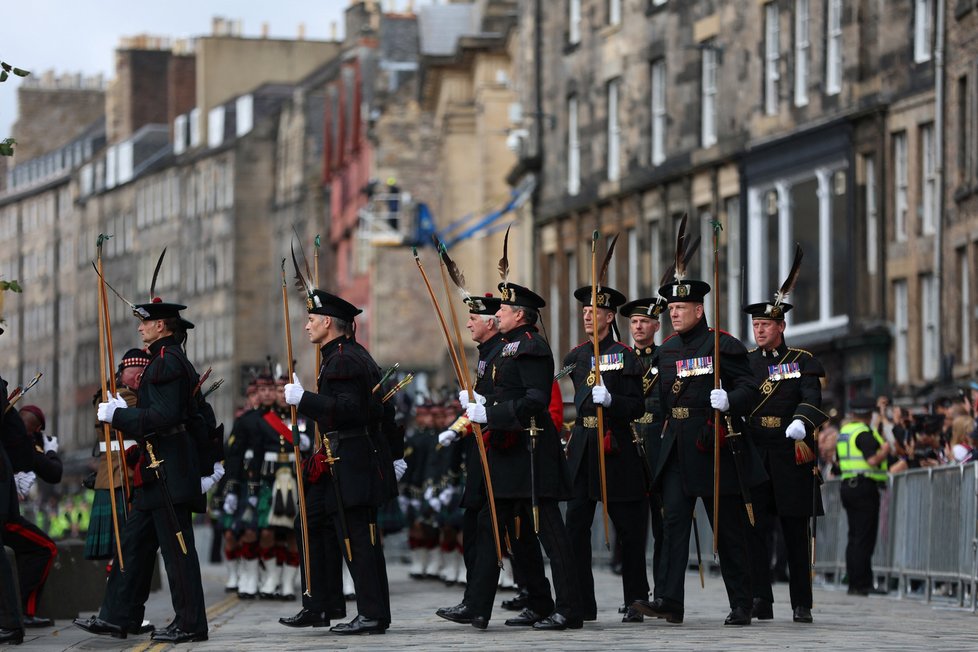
xmin=563 ymin=335 xmax=648 ymax=617
xmin=745 ymin=341 xmax=825 ymax=613
xmin=633 ymin=343 xmax=665 ymax=598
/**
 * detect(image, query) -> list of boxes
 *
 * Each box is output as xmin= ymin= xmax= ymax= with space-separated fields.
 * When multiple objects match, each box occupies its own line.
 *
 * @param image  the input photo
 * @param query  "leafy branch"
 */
xmin=1 ymin=60 xmax=31 ymax=156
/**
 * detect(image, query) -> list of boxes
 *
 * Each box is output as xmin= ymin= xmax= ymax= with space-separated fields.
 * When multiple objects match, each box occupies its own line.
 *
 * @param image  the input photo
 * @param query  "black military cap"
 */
xmin=745 ymin=300 xmax=793 ymax=320
xmin=465 ymin=293 xmax=501 ymax=315
xmin=620 ymin=297 xmax=666 ymax=320
xmin=307 ymin=289 xmax=363 ymax=322
xmin=572 ymin=286 xmax=627 ymax=313
xmin=657 ymin=278 xmax=711 ymax=304
xmin=132 ymin=297 xmax=194 ymax=330
xmin=849 ymin=396 xmax=876 ymax=415
xmin=498 ymin=281 xmax=546 ymax=310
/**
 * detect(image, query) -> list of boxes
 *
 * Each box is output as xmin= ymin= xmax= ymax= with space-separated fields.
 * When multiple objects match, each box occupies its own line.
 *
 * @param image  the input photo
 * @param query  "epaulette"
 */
xmin=788 ymin=347 xmax=814 ymax=357
xmin=748 ymin=347 xmax=758 ymax=353
xmin=616 ymin=341 xmax=633 ymax=352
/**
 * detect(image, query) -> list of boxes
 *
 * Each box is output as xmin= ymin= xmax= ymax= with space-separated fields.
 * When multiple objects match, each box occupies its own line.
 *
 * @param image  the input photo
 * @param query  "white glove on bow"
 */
xmin=393 ymin=458 xmax=408 ymax=481
xmin=43 ymin=434 xmax=59 ymax=454
xmin=200 ymin=461 xmax=225 ymax=494
xmin=223 ymin=493 xmax=238 ymax=515
xmin=96 ymin=392 xmax=127 ymax=424
xmin=458 ymin=389 xmax=486 ymax=406
xmin=591 ymin=384 xmax=612 ymax=407
xmin=785 ymin=419 xmax=807 ymax=441
xmin=284 ymin=373 xmax=304 ymax=406
xmin=465 ymin=402 xmax=487 ymax=424
xmin=438 ymin=429 xmax=458 ymax=447
xmin=709 ymin=388 xmax=730 ymax=412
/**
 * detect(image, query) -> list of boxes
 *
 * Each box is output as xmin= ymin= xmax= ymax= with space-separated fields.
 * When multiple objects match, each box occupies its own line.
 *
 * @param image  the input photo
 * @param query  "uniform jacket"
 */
xmin=651 ymin=318 xmax=766 ymax=496
xmin=460 ymin=332 xmax=505 ymax=509
xmin=111 ymin=335 xmax=203 ymax=512
xmin=563 ymin=334 xmax=647 ymax=501
xmin=297 ymin=335 xmax=384 ymax=514
xmin=747 ymin=340 xmax=825 ymax=517
xmin=0 ymin=375 xmax=30 ymax=523
xmin=483 ymin=324 xmax=570 ymax=500
xmin=633 ymin=344 xmax=664 ymax=489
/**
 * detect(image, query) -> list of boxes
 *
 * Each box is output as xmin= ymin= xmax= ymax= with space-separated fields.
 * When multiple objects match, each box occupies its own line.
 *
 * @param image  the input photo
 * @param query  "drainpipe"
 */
xmin=530 ymin=0 xmax=543 ymax=291
xmin=934 ymin=0 xmax=945 ymax=377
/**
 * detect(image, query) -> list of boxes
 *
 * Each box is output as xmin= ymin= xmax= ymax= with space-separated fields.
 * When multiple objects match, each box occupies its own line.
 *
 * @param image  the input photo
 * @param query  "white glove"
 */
xmin=458 ymin=389 xmax=486 ymax=406
xmin=785 ymin=419 xmax=807 ymax=441
xmin=438 ymin=486 xmax=454 ymax=506
xmin=299 ymin=432 xmax=311 ymax=451
xmin=247 ymin=495 xmax=258 ymax=508
xmin=96 ymin=393 xmax=127 ymax=424
xmin=14 ymin=472 xmax=35 ymax=499
xmin=428 ymin=497 xmax=442 ymax=512
xmin=438 ymin=429 xmax=458 ymax=447
xmin=223 ymin=493 xmax=238 ymax=515
xmin=284 ymin=373 xmax=304 ymax=406
xmin=397 ymin=494 xmax=409 ymax=514
xmin=393 ymin=458 xmax=408 ymax=481
xmin=466 ymin=402 xmax=487 ymax=424
xmin=423 ymin=485 xmax=435 ymax=501
xmin=200 ymin=461 xmax=225 ymax=494
xmin=591 ymin=384 xmax=612 ymax=407
xmin=43 ymin=434 xmax=59 ymax=454
xmin=710 ymin=388 xmax=730 ymax=412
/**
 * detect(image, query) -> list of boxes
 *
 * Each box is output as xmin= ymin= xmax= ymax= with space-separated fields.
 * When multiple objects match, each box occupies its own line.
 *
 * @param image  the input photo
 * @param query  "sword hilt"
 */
xmin=145 ymin=442 xmax=164 ymax=469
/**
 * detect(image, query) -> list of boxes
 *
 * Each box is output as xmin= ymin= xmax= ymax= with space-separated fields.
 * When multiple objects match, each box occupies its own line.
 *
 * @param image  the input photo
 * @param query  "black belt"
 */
xmin=749 ymin=416 xmax=785 ymax=429
xmin=325 ymin=427 xmax=369 ymax=441
xmin=149 ymin=426 xmax=187 ymax=437
xmin=669 ymin=407 xmax=712 ymax=420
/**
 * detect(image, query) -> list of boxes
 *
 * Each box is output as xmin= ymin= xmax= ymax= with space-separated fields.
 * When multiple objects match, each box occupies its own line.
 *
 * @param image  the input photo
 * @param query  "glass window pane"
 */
xmin=789 ymin=179 xmax=819 ymax=323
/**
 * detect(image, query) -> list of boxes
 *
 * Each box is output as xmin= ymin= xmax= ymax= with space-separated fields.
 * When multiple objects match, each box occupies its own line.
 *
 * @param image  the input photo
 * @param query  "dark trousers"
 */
xmin=648 ymin=491 xmax=664 ymax=599
xmin=461 ymin=506 xmax=479 ymax=605
xmin=0 ymin=520 xmax=23 ymax=630
xmin=101 ymin=506 xmax=207 ymax=634
xmin=4 ymin=515 xmax=58 ymax=616
xmin=466 ymin=498 xmax=580 ymax=621
xmin=746 ymin=479 xmax=812 ymax=608
xmin=296 ymin=507 xmax=345 ymax=617
xmin=840 ymin=477 xmax=881 ymax=592
xmin=565 ymin=471 xmax=649 ymax=615
xmin=659 ymin=456 xmax=752 ymax=610
xmin=331 ymin=506 xmax=390 ymax=624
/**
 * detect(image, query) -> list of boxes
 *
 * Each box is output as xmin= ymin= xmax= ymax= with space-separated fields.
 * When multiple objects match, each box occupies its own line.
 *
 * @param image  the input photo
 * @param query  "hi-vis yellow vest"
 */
xmin=837 ymin=422 xmax=888 ymax=482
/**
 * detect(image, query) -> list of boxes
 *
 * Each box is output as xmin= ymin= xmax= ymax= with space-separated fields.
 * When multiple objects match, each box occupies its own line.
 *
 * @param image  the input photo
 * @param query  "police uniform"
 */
xmin=460 ymin=282 xmax=582 ymax=630
xmin=836 ymin=398 xmax=888 ymax=596
xmin=82 ymin=298 xmax=209 ymax=643
xmin=632 ymin=276 xmax=764 ymax=626
xmin=563 ymin=286 xmax=648 ymax=621
xmin=619 ymin=297 xmax=668 ymax=604
xmin=290 ymin=289 xmax=389 ymax=635
xmin=743 ymin=298 xmax=827 ymax=623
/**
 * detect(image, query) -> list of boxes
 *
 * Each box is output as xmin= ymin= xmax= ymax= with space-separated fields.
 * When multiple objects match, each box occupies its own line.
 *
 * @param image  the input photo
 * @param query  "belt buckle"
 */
xmin=760 ymin=416 xmax=781 ymax=428
xmin=278 ymin=453 xmax=289 ymax=463
xmin=581 ymin=416 xmax=598 ymax=428
xmin=671 ymin=407 xmax=689 ymax=419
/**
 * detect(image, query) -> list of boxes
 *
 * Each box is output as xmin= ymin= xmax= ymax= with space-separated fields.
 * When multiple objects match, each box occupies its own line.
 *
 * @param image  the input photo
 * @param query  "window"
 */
xmin=958 ymin=76 xmax=969 ymax=183
xmin=825 ymin=0 xmax=842 ymax=95
xmin=567 ymin=251 xmax=579 ymax=345
xmin=607 ymin=79 xmax=621 ymax=181
xmin=173 ymin=114 xmax=187 ymax=154
xmin=893 ymin=132 xmax=908 ymax=242
xmin=864 ymin=155 xmax=878 ymax=274
xmin=236 ymin=95 xmax=254 ymax=137
xmin=569 ymin=0 xmax=581 ymax=45
xmin=627 ymin=227 xmax=638 ymax=300
xmin=894 ymin=279 xmax=909 ymax=384
xmin=725 ymin=196 xmax=742 ymax=340
xmin=960 ymin=248 xmax=971 ymax=365
xmin=914 ymin=0 xmax=933 ymax=64
xmin=189 ymin=108 xmax=201 ymax=147
xmin=794 ymin=0 xmax=810 ymax=106
xmin=568 ymin=95 xmax=580 ymax=195
xmin=701 ymin=45 xmax=718 ymax=148
xmin=549 ymin=254 xmax=561 ymax=354
xmin=765 ymin=3 xmax=780 ymax=116
xmin=921 ymin=274 xmax=938 ymax=380
xmin=608 ymin=0 xmax=621 ymax=26
xmin=651 ymin=59 xmax=666 ymax=165
xmin=208 ymin=107 xmax=225 ymax=148
xmin=920 ymin=123 xmax=936 ymax=235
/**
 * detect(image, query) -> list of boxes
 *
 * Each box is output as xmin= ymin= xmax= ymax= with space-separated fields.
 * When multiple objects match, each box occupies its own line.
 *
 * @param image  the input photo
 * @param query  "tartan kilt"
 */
xmin=83 ymin=488 xmax=126 ymax=560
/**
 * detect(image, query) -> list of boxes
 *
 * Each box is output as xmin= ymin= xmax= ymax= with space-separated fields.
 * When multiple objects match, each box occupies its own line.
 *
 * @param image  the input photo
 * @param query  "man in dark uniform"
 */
xmin=631 ymin=272 xmax=763 ymax=626
xmin=6 ymin=406 xmax=61 ymax=628
xmin=563 ymin=286 xmax=647 ymax=623
xmin=1 ymin=369 xmax=32 ymax=645
xmin=619 ymin=296 xmax=667 ymax=607
xmin=284 ymin=289 xmax=389 ymax=635
xmin=77 ymin=297 xmax=209 ymax=643
xmin=743 ymin=297 xmax=826 ymax=623
xmin=434 ymin=293 xmax=505 ymax=616
xmin=442 ymin=281 xmax=582 ymax=630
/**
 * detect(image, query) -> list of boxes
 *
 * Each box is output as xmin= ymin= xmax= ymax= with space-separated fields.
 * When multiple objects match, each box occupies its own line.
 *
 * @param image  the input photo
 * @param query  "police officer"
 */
xmin=836 ymin=397 xmax=889 ymax=596
xmin=444 ymin=280 xmax=582 ymax=631
xmin=619 ymin=296 xmax=667 ymax=606
xmin=631 ymin=269 xmax=763 ymax=626
xmin=563 ymin=286 xmax=647 ymax=623
xmin=78 ymin=296 xmax=209 ymax=643
xmin=284 ymin=289 xmax=389 ymax=635
xmin=743 ymin=296 xmax=826 ymax=623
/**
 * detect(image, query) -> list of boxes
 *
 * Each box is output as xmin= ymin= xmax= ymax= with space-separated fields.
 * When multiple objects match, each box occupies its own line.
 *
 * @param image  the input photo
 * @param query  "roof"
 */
xmin=418 ymin=3 xmax=475 ymax=57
